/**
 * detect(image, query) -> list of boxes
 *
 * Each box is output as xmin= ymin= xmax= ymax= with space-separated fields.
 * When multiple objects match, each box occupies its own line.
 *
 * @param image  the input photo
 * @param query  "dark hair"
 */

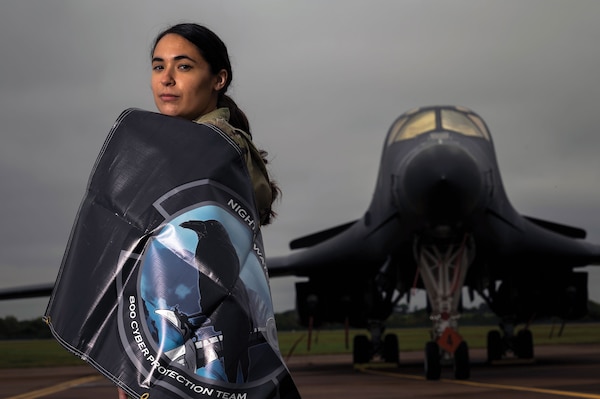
xmin=152 ymin=23 xmax=279 ymax=223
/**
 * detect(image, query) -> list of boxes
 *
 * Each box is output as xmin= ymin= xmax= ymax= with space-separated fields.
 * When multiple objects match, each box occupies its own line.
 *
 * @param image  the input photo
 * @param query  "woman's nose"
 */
xmin=161 ymin=71 xmax=175 ymax=86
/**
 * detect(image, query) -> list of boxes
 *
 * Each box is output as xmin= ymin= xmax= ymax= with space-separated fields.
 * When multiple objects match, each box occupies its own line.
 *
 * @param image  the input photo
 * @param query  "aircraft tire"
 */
xmin=453 ymin=341 xmax=470 ymax=380
xmin=353 ymin=334 xmax=371 ymax=364
xmin=515 ymin=329 xmax=534 ymax=359
xmin=487 ymin=330 xmax=503 ymax=362
xmin=382 ymin=333 xmax=400 ymax=364
xmin=424 ymin=341 xmax=441 ymax=380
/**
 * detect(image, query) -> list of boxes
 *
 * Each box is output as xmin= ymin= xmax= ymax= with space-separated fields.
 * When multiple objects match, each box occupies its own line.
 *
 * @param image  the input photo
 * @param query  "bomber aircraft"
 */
xmin=2 ymin=106 xmax=600 ymax=380
xmin=266 ymin=105 xmax=600 ymax=379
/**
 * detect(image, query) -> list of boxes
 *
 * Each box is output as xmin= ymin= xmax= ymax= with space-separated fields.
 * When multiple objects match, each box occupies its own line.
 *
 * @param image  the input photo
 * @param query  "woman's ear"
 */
xmin=215 ymin=69 xmax=228 ymax=91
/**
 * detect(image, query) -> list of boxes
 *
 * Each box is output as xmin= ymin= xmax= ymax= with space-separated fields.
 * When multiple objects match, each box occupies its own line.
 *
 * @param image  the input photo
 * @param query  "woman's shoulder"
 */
xmin=194 ymin=108 xmax=250 ymax=148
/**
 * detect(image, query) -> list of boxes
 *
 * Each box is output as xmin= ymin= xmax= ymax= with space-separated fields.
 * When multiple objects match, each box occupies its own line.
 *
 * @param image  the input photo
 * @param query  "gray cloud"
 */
xmin=1 ymin=0 xmax=599 ymax=319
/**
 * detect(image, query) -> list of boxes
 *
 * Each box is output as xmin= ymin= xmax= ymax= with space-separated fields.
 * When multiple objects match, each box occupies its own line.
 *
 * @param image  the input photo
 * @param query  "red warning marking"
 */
xmin=437 ymin=327 xmax=463 ymax=353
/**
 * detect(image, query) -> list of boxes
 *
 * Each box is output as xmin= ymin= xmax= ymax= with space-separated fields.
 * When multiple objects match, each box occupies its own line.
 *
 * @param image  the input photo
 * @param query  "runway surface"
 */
xmin=2 ymin=345 xmax=600 ymax=398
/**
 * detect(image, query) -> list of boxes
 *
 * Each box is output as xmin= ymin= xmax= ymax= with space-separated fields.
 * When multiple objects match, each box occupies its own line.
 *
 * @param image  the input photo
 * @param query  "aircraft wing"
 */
xmin=0 ymin=283 xmax=54 ymax=300
xmin=267 ymin=211 xmax=401 ymax=278
xmin=524 ymin=215 xmax=587 ymax=240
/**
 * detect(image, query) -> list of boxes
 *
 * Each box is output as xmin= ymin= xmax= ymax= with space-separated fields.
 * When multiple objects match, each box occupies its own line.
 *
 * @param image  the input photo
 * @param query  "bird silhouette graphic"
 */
xmin=178 ymin=219 xmax=252 ymax=382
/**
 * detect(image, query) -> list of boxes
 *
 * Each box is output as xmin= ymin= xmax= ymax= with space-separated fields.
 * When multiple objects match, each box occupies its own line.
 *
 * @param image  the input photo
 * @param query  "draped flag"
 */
xmin=45 ymin=109 xmax=300 ymax=399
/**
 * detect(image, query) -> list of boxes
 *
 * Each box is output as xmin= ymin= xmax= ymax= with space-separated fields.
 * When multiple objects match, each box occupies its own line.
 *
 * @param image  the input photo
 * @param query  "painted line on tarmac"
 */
xmin=357 ymin=366 xmax=600 ymax=399
xmin=6 ymin=375 xmax=103 ymax=399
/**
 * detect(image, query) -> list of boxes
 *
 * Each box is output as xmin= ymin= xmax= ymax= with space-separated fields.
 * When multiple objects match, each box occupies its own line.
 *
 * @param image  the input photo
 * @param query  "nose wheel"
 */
xmin=424 ymin=341 xmax=441 ymax=380
xmin=424 ymin=330 xmax=470 ymax=380
xmin=453 ymin=341 xmax=470 ymax=379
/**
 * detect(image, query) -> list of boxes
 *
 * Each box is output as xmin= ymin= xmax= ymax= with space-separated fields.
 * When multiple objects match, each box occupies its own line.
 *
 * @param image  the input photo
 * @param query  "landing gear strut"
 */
xmin=415 ymin=233 xmax=474 ymax=380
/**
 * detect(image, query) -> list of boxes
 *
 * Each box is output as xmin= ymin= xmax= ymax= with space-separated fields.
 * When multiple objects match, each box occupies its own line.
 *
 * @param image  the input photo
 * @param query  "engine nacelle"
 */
xmin=491 ymin=271 xmax=588 ymax=321
xmin=295 ymin=279 xmax=392 ymax=328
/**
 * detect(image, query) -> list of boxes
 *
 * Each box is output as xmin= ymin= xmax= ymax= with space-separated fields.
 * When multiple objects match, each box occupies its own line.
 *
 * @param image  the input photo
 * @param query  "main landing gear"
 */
xmin=415 ymin=233 xmax=475 ymax=380
xmin=487 ymin=323 xmax=534 ymax=363
xmin=353 ymin=321 xmax=400 ymax=365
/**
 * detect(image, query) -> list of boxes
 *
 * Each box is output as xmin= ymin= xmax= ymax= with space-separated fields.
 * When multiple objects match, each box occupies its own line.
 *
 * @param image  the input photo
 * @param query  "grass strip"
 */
xmin=2 ymin=323 xmax=599 ymax=368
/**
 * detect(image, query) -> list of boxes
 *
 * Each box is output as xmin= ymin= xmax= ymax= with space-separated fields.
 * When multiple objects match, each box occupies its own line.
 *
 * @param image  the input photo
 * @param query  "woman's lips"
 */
xmin=159 ymin=94 xmax=179 ymax=101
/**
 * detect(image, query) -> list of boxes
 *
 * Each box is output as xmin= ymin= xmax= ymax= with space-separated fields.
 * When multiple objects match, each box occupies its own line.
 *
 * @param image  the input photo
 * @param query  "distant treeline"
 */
xmin=2 ymin=301 xmax=600 ymax=338
xmin=273 ymin=300 xmax=600 ymax=331
xmin=0 ymin=316 xmax=53 ymax=340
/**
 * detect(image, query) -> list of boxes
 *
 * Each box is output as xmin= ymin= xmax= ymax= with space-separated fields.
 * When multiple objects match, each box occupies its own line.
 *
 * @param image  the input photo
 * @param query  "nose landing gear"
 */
xmin=415 ymin=233 xmax=474 ymax=380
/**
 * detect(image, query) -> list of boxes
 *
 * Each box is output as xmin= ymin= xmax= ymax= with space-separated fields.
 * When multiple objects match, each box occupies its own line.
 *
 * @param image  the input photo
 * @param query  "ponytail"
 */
xmin=217 ymin=94 xmax=280 ymax=224
xmin=218 ymin=94 xmax=251 ymax=136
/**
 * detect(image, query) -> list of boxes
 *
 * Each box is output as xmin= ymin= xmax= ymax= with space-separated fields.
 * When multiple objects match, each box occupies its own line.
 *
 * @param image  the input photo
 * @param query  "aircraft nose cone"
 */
xmin=396 ymin=144 xmax=483 ymax=224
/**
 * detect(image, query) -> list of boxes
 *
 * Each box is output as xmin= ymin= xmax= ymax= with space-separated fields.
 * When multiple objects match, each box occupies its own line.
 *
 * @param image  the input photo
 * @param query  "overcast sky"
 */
xmin=1 ymin=1 xmax=599 ymax=320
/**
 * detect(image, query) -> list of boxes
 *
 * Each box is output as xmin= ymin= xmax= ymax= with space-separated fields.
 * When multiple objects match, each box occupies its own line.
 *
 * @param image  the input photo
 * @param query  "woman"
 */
xmin=150 ymin=22 xmax=278 ymax=226
xmin=117 ymin=22 xmax=280 ymax=399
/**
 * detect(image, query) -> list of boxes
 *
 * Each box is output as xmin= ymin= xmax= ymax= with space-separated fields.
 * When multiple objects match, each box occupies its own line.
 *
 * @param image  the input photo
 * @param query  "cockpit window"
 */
xmin=385 ymin=116 xmax=409 ymax=145
xmin=466 ymin=113 xmax=491 ymax=140
xmin=386 ymin=106 xmax=491 ymax=144
xmin=441 ymin=109 xmax=490 ymax=140
xmin=386 ymin=110 xmax=436 ymax=145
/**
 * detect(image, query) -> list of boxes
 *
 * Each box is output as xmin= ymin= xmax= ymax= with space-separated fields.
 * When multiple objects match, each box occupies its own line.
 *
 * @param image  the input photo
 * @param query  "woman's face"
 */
xmin=151 ymin=34 xmax=226 ymax=120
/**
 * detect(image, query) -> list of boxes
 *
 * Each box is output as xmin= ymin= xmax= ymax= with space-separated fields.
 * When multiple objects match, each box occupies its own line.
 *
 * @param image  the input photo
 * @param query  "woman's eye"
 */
xmin=178 ymin=64 xmax=192 ymax=71
xmin=152 ymin=65 xmax=164 ymax=71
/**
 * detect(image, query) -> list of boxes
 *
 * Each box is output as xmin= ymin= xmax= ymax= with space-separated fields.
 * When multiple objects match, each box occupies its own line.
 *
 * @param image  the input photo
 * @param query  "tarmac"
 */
xmin=2 ymin=345 xmax=600 ymax=398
